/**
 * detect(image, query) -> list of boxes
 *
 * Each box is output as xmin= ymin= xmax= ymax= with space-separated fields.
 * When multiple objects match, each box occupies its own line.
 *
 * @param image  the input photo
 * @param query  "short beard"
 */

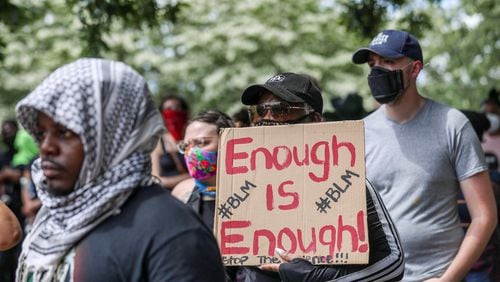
xmin=253 ymin=119 xmax=290 ymax=127
xmin=45 ymin=184 xmax=74 ymax=197
xmin=253 ymin=114 xmax=312 ymax=127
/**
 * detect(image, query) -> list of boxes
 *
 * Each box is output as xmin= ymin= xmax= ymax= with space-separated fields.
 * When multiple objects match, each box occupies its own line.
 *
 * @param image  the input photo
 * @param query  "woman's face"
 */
xmin=182 ymin=121 xmax=218 ymax=152
xmin=162 ymin=99 xmax=183 ymax=111
xmin=181 ymin=121 xmax=219 ymax=182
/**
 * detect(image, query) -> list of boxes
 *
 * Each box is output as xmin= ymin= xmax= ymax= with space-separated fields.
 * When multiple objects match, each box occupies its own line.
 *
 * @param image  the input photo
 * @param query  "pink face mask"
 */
xmin=184 ymin=147 xmax=217 ymax=180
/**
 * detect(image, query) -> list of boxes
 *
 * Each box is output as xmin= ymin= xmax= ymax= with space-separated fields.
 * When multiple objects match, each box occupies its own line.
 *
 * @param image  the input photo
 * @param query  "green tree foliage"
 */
xmin=422 ymin=0 xmax=499 ymax=109
xmin=67 ymin=0 xmax=184 ymax=56
xmin=0 ymin=0 xmax=496 ymax=116
xmin=153 ymin=0 xmax=441 ymax=113
xmin=0 ymin=0 xmax=180 ymax=114
xmin=158 ymin=0 xmax=363 ymax=113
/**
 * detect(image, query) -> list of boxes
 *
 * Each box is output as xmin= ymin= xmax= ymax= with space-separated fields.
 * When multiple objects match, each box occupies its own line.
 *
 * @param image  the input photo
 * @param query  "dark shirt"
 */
xmin=60 ymin=184 xmax=225 ymax=282
xmin=159 ymin=137 xmax=187 ymax=177
xmin=187 ymin=188 xmax=216 ymax=229
xmin=235 ymin=181 xmax=404 ymax=282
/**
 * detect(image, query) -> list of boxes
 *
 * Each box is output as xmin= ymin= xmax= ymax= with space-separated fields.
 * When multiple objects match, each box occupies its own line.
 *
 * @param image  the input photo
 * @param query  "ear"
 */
xmin=411 ymin=60 xmax=423 ymax=78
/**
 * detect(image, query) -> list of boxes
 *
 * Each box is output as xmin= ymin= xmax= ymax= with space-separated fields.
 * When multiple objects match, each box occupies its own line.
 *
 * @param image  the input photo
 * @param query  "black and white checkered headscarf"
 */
xmin=15 ymin=58 xmax=164 ymax=282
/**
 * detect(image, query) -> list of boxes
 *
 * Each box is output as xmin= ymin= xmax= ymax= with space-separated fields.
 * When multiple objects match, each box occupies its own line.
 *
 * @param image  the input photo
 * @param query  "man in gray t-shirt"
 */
xmin=352 ymin=29 xmax=497 ymax=281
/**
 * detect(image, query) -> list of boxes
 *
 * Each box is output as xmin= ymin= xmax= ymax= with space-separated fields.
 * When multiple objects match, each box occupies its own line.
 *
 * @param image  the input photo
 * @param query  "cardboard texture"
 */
xmin=215 ymin=121 xmax=368 ymax=266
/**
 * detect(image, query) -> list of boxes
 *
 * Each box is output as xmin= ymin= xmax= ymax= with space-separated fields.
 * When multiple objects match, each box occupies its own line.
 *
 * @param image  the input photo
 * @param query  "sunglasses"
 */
xmin=177 ymin=137 xmax=216 ymax=154
xmin=248 ymin=102 xmax=314 ymax=121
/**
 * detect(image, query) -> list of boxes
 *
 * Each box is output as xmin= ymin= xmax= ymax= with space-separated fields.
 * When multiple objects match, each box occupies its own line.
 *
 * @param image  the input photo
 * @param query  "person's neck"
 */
xmin=487 ymin=131 xmax=500 ymax=137
xmin=384 ymin=87 xmax=426 ymax=124
xmin=197 ymin=175 xmax=216 ymax=187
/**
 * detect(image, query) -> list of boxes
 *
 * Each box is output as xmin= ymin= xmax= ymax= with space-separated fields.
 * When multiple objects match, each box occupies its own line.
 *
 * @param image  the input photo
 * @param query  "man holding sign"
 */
xmin=222 ymin=72 xmax=404 ymax=281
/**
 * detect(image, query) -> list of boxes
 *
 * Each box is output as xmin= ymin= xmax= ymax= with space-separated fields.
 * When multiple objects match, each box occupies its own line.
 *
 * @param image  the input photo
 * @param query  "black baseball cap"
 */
xmin=241 ymin=72 xmax=323 ymax=113
xmin=352 ymin=29 xmax=423 ymax=64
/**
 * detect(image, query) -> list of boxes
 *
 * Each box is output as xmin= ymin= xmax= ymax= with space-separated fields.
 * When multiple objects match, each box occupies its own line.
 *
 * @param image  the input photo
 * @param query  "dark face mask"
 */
xmin=367 ymin=66 xmax=405 ymax=104
xmin=2 ymin=136 xmax=15 ymax=149
xmin=254 ymin=113 xmax=312 ymax=127
xmin=2 ymin=123 xmax=17 ymax=149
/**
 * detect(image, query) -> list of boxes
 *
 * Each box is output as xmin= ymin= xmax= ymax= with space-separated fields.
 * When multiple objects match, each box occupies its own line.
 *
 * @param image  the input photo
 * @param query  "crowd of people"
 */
xmin=0 ymin=29 xmax=499 ymax=281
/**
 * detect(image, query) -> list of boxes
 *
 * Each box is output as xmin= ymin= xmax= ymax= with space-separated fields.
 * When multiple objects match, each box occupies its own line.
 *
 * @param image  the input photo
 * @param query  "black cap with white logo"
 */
xmin=241 ymin=72 xmax=323 ymax=113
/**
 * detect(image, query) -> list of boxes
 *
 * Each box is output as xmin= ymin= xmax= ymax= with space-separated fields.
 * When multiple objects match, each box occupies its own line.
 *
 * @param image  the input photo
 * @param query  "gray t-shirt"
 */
xmin=364 ymin=99 xmax=487 ymax=281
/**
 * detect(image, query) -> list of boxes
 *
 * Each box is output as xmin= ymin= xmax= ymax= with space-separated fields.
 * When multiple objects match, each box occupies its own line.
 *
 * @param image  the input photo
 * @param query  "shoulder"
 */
xmin=427 ymin=100 xmax=468 ymax=125
xmin=441 ymin=106 xmax=476 ymax=139
xmin=172 ymin=178 xmax=195 ymax=203
xmin=128 ymin=183 xmax=183 ymax=209
xmin=151 ymin=138 xmax=163 ymax=156
xmin=363 ymin=107 xmax=383 ymax=121
xmin=119 ymin=184 xmax=201 ymax=228
xmin=164 ymin=133 xmax=178 ymax=152
xmin=15 ymin=129 xmax=32 ymax=142
xmin=363 ymin=107 xmax=386 ymax=132
xmin=88 ymin=184 xmax=210 ymax=242
xmin=74 ymin=184 xmax=223 ymax=281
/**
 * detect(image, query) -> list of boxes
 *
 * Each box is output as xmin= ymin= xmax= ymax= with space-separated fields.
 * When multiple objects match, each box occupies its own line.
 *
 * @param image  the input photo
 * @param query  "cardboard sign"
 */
xmin=215 ymin=121 xmax=368 ymax=266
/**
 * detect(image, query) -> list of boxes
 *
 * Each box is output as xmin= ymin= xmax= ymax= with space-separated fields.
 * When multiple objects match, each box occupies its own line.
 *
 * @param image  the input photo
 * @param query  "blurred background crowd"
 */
xmin=0 ymin=0 xmax=498 ymax=281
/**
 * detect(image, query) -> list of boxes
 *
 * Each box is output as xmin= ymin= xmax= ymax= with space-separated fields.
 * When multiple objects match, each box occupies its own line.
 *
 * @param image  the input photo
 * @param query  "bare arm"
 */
xmin=0 ymin=201 xmax=22 ymax=251
xmin=172 ymin=178 xmax=195 ymax=203
xmin=151 ymin=136 xmax=190 ymax=190
xmin=151 ymin=139 xmax=163 ymax=178
xmin=429 ymin=171 xmax=497 ymax=281
xmin=159 ymin=174 xmax=191 ymax=190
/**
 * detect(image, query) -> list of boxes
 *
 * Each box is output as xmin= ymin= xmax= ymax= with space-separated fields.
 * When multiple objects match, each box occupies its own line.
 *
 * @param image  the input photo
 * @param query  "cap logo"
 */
xmin=267 ymin=74 xmax=286 ymax=83
xmin=370 ymin=33 xmax=389 ymax=46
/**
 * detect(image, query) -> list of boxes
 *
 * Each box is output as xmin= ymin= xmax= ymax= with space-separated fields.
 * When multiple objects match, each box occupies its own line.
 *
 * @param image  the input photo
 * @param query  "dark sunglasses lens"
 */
xmin=255 ymin=105 xmax=268 ymax=117
xmin=252 ymin=103 xmax=292 ymax=119
xmin=271 ymin=103 xmax=289 ymax=119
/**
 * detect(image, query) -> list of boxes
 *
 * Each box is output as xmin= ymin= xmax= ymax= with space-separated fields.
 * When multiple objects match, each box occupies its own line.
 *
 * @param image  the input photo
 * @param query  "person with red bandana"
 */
xmin=151 ymin=94 xmax=191 ymax=189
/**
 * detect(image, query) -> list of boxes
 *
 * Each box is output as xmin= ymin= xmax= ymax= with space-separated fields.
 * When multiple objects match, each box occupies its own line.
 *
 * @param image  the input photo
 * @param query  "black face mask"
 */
xmin=1 ymin=135 xmax=15 ymax=150
xmin=367 ymin=66 xmax=405 ymax=104
xmin=254 ymin=113 xmax=312 ymax=127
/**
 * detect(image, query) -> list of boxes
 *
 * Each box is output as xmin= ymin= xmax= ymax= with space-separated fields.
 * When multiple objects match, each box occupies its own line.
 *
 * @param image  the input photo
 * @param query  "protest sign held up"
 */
xmin=215 ymin=120 xmax=368 ymax=266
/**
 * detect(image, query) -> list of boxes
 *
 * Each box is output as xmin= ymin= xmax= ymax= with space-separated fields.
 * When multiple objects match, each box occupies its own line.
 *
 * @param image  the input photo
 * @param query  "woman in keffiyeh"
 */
xmin=15 ymin=58 xmax=225 ymax=282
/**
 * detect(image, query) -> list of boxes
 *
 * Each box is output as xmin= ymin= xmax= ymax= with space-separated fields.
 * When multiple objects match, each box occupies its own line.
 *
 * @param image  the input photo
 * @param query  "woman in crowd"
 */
xmin=172 ymin=110 xmax=234 ymax=228
xmin=151 ymin=95 xmax=191 ymax=189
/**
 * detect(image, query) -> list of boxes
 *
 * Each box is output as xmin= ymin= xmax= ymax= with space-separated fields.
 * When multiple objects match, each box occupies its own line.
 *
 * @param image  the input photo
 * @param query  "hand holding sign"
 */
xmin=259 ymin=248 xmax=294 ymax=272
